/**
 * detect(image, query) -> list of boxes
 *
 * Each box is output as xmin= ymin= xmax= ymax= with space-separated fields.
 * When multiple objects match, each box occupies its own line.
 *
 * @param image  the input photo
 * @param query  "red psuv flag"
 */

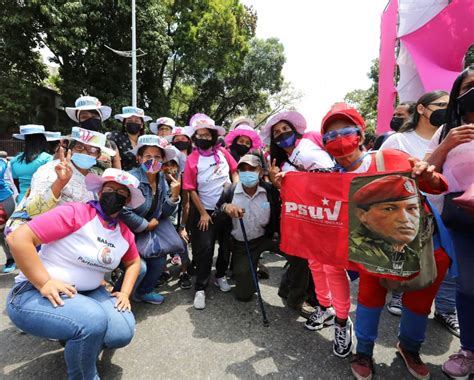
xmin=280 ymin=172 xmax=355 ymax=269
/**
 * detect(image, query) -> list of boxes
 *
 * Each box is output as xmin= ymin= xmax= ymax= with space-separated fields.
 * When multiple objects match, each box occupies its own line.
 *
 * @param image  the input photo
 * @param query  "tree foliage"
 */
xmin=1 ymin=0 xmax=287 ymax=132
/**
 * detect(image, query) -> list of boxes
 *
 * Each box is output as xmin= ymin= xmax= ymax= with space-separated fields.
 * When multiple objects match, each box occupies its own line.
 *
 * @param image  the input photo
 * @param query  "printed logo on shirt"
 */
xmin=97 ymin=236 xmax=116 ymax=248
xmin=97 ymin=246 xmax=113 ymax=265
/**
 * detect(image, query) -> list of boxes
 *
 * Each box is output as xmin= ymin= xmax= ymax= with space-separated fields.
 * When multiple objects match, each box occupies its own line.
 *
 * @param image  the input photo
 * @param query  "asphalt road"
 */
xmin=0 ymin=250 xmax=460 ymax=379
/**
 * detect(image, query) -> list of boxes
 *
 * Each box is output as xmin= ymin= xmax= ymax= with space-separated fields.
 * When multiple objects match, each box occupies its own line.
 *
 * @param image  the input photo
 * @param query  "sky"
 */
xmin=241 ymin=0 xmax=388 ymax=130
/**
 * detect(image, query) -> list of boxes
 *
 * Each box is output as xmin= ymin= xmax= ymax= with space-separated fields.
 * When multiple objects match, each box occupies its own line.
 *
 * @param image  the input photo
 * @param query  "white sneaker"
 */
xmin=333 ymin=317 xmax=354 ymax=358
xmin=214 ymin=276 xmax=231 ymax=292
xmin=194 ymin=290 xmax=206 ymax=310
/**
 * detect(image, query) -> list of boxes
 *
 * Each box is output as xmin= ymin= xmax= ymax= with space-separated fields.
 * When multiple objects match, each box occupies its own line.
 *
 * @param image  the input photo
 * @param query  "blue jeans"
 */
xmin=7 ymin=282 xmax=135 ymax=380
xmin=434 ymin=271 xmax=457 ymax=314
xmin=135 ymin=256 xmax=167 ymax=296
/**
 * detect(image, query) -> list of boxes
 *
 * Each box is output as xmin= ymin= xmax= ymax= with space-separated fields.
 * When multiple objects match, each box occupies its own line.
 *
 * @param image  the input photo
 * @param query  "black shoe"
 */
xmin=434 ymin=311 xmax=460 ymax=338
xmin=156 ymin=271 xmax=172 ymax=288
xmin=257 ymin=263 xmax=270 ymax=280
xmin=178 ymin=273 xmax=192 ymax=290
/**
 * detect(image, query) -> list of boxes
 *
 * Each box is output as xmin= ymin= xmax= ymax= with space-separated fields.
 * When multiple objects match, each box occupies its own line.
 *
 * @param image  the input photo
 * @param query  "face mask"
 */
xmin=233 ymin=143 xmax=251 ymax=157
xmin=429 ymin=109 xmax=447 ymax=127
xmin=390 ymin=117 xmax=404 ymax=131
xmin=274 ymin=131 xmax=296 ymax=148
xmin=141 ymin=159 xmax=163 ymax=174
xmin=324 ymin=135 xmax=360 ymax=158
xmin=239 ymin=171 xmax=259 ymax=187
xmin=71 ymin=152 xmax=97 ymax=169
xmin=458 ymin=87 xmax=474 ymax=114
xmin=173 ymin=141 xmax=191 ymax=152
xmin=100 ymin=192 xmax=127 ymax=216
xmin=195 ymin=138 xmax=213 ymax=150
xmin=80 ymin=118 xmax=101 ymax=131
xmin=126 ymin=123 xmax=141 ymax=135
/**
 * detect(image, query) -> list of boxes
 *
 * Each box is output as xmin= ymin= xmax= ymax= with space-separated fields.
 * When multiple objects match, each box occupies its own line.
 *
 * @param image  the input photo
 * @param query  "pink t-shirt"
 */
xmin=15 ymin=203 xmax=139 ymax=291
xmin=183 ymin=147 xmax=237 ymax=210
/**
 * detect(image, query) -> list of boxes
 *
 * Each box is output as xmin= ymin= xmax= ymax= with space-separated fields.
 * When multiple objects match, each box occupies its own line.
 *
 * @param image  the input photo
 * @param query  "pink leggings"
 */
xmin=308 ymin=259 xmax=351 ymax=320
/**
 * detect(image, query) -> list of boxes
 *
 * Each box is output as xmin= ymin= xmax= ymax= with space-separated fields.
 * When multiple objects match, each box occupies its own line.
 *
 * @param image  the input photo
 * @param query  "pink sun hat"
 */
xmin=225 ymin=124 xmax=263 ymax=149
xmin=259 ymin=110 xmax=307 ymax=145
xmin=85 ymin=168 xmax=145 ymax=209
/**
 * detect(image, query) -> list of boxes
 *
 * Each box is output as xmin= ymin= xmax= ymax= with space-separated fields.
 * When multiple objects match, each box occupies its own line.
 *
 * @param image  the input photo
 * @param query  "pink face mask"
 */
xmin=141 ymin=159 xmax=163 ymax=174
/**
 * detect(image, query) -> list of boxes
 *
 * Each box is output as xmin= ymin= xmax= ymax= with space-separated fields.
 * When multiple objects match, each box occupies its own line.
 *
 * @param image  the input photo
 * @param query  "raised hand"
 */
xmin=54 ymin=147 xmax=73 ymax=185
xmin=166 ymin=173 xmax=181 ymax=200
xmin=269 ymin=159 xmax=282 ymax=189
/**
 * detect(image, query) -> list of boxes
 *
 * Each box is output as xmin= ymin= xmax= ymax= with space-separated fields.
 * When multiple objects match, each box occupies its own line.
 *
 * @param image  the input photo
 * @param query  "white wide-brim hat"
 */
xmin=114 ymin=106 xmax=152 ymax=122
xmin=13 ymin=125 xmax=60 ymax=140
xmin=230 ymin=116 xmax=256 ymax=131
xmin=68 ymin=127 xmax=116 ymax=157
xmin=65 ymin=96 xmax=112 ymax=122
xmin=150 ymin=117 xmax=176 ymax=135
xmin=131 ymin=134 xmax=177 ymax=162
xmin=189 ymin=113 xmax=226 ymax=136
xmin=85 ymin=168 xmax=145 ymax=209
xmin=259 ymin=110 xmax=307 ymax=145
xmin=165 ymin=126 xmax=194 ymax=143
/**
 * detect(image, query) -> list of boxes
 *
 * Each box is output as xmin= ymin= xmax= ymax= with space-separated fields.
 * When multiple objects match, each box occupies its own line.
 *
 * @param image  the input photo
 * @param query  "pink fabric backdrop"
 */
xmin=377 ymin=0 xmax=399 ymax=134
xmin=401 ymin=0 xmax=474 ymax=94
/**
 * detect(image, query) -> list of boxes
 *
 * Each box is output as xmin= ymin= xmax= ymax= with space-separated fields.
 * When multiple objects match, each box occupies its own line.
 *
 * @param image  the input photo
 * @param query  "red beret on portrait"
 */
xmin=352 ymin=175 xmax=418 ymax=208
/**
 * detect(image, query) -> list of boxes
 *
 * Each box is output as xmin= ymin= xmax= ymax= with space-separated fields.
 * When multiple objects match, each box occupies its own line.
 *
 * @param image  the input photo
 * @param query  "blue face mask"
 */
xmin=239 ymin=171 xmax=259 ymax=187
xmin=71 ymin=153 xmax=97 ymax=169
xmin=274 ymin=131 xmax=296 ymax=148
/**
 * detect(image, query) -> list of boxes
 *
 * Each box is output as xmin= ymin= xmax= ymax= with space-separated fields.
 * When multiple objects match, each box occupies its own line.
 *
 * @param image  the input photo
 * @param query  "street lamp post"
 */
xmin=131 ymin=0 xmax=137 ymax=107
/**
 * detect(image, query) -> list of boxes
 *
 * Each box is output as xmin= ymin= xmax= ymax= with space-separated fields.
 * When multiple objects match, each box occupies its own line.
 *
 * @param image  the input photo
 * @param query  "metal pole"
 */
xmin=131 ymin=0 xmax=137 ymax=106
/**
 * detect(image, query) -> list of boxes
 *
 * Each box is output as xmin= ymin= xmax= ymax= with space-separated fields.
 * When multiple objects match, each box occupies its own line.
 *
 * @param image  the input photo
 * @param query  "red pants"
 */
xmin=358 ymin=248 xmax=450 ymax=315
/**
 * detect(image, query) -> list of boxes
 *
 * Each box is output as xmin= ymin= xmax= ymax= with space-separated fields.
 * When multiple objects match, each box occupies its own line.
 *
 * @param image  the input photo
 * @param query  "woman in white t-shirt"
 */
xmin=424 ymin=66 xmax=474 ymax=379
xmin=381 ymin=90 xmax=449 ymax=159
xmin=6 ymin=168 xmax=143 ymax=380
xmin=260 ymin=110 xmax=334 ymax=318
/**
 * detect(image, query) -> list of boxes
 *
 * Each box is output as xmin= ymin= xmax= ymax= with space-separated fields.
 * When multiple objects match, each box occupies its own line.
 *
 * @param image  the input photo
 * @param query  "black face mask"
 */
xmin=126 ymin=123 xmax=141 ymax=135
xmin=233 ymin=143 xmax=251 ymax=157
xmin=458 ymin=87 xmax=474 ymax=115
xmin=173 ymin=141 xmax=191 ymax=152
xmin=99 ymin=192 xmax=127 ymax=216
xmin=80 ymin=118 xmax=101 ymax=131
xmin=195 ymin=138 xmax=213 ymax=150
xmin=429 ymin=109 xmax=447 ymax=127
xmin=390 ymin=117 xmax=404 ymax=132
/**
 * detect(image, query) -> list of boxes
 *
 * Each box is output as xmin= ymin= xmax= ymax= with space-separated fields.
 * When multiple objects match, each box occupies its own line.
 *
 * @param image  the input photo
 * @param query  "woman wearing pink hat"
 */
xmin=425 ymin=66 xmax=474 ymax=380
xmin=6 ymin=168 xmax=143 ymax=379
xmin=261 ymin=110 xmax=334 ymax=318
xmin=225 ymin=121 xmax=263 ymax=162
xmin=183 ymin=113 xmax=239 ymax=310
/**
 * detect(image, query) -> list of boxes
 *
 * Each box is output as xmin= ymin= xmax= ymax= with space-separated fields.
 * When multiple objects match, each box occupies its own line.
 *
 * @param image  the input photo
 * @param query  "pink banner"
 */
xmin=377 ymin=0 xmax=399 ymax=134
xmin=400 ymin=0 xmax=474 ymax=94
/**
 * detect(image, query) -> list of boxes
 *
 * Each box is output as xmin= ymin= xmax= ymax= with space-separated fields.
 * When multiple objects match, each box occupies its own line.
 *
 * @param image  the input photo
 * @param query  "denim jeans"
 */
xmin=7 ymin=282 xmax=135 ymax=380
xmin=135 ymin=256 xmax=167 ymax=296
xmin=434 ymin=271 xmax=457 ymax=314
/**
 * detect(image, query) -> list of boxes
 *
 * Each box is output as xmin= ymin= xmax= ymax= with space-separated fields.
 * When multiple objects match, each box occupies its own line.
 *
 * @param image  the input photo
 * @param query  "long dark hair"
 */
xmin=269 ymin=122 xmax=302 ymax=168
xmin=18 ymin=134 xmax=50 ymax=164
xmin=399 ymin=91 xmax=448 ymax=132
xmin=439 ymin=65 xmax=474 ymax=142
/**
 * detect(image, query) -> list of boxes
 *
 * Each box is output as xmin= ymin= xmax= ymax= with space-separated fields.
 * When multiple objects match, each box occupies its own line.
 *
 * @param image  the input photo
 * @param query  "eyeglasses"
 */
xmin=73 ymin=143 xmax=101 ymax=156
xmin=428 ymin=102 xmax=448 ymax=108
xmin=102 ymin=186 xmax=130 ymax=198
xmin=322 ymin=126 xmax=360 ymax=144
xmin=195 ymin=133 xmax=212 ymax=140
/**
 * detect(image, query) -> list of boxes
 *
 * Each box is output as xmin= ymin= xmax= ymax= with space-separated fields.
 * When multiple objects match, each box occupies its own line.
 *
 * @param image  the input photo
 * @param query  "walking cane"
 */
xmin=239 ymin=218 xmax=270 ymax=327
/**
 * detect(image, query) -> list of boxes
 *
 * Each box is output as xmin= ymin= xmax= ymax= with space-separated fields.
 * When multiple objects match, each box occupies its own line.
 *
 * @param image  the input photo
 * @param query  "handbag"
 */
xmin=374 ymin=151 xmax=437 ymax=292
xmin=135 ymin=217 xmax=185 ymax=259
xmin=442 ymin=191 xmax=474 ymax=231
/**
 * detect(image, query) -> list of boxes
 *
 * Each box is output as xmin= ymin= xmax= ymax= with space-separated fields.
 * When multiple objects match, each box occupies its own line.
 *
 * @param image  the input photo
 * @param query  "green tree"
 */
xmin=1 ymin=0 xmax=285 ymax=132
xmin=344 ymin=58 xmax=379 ymax=134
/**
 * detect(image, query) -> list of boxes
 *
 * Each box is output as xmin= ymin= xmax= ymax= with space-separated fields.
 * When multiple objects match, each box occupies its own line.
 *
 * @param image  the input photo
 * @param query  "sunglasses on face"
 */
xmin=73 ymin=143 xmax=101 ymax=156
xmin=102 ymin=186 xmax=130 ymax=198
xmin=322 ymin=126 xmax=360 ymax=144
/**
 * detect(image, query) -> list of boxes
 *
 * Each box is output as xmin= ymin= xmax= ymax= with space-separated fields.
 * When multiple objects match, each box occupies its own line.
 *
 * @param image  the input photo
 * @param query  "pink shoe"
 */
xmin=442 ymin=349 xmax=474 ymax=379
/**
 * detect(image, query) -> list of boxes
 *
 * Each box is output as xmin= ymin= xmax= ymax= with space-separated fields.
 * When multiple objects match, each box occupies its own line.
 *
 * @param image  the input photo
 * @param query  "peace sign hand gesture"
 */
xmin=166 ymin=173 xmax=181 ymax=201
xmin=54 ymin=147 xmax=73 ymax=185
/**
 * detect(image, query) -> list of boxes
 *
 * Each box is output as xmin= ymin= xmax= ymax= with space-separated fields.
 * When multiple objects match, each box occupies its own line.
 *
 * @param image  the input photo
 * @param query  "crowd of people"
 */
xmin=1 ymin=65 xmax=473 ymax=380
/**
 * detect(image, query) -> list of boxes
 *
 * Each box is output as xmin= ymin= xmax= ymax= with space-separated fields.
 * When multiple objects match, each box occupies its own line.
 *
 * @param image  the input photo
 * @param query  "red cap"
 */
xmin=321 ymin=103 xmax=366 ymax=134
xmin=352 ymin=175 xmax=418 ymax=208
